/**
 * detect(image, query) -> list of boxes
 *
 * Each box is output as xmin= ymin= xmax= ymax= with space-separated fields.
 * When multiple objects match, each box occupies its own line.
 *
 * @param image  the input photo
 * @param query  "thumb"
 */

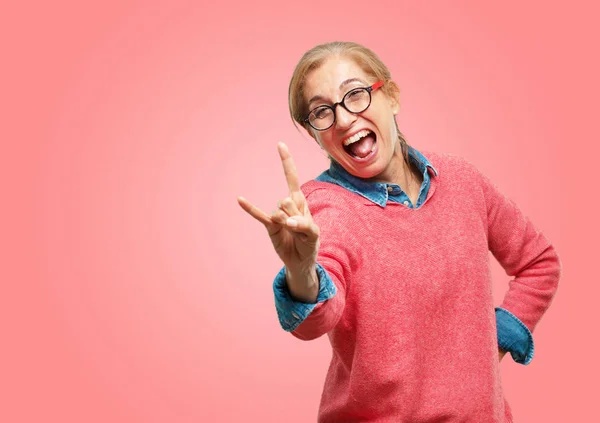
xmin=285 ymin=215 xmax=319 ymax=241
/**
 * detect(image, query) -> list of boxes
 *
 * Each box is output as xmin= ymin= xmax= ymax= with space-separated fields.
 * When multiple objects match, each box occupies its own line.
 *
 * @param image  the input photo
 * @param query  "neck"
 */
xmin=371 ymin=145 xmax=422 ymax=202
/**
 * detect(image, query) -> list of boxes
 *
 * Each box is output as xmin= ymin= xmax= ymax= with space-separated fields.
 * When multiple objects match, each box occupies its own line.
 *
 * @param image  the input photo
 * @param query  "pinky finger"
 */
xmin=237 ymin=196 xmax=273 ymax=226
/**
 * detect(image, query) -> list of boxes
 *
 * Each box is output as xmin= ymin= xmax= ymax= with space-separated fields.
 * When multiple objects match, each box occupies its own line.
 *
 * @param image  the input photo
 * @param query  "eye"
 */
xmin=346 ymin=88 xmax=367 ymax=103
xmin=312 ymin=106 xmax=332 ymax=120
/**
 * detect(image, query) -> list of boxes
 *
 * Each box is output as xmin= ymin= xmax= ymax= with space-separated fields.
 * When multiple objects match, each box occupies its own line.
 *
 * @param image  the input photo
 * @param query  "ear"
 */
xmin=387 ymin=81 xmax=401 ymax=115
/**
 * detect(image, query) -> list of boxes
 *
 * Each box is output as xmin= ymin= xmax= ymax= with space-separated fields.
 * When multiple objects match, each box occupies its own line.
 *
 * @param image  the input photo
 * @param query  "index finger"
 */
xmin=278 ymin=142 xmax=301 ymax=193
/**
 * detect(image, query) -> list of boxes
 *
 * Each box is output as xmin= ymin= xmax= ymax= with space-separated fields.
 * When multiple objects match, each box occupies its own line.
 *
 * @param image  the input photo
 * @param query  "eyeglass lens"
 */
xmin=308 ymin=88 xmax=371 ymax=130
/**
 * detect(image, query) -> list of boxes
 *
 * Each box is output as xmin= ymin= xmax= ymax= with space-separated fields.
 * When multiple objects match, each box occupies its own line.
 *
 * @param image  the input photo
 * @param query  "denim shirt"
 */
xmin=273 ymin=147 xmax=534 ymax=365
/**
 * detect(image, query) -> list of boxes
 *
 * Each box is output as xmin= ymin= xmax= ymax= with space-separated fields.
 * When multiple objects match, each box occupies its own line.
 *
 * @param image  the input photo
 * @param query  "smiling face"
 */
xmin=303 ymin=55 xmax=403 ymax=181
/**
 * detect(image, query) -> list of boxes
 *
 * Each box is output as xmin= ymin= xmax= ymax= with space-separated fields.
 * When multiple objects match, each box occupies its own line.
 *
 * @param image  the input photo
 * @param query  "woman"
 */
xmin=237 ymin=41 xmax=560 ymax=422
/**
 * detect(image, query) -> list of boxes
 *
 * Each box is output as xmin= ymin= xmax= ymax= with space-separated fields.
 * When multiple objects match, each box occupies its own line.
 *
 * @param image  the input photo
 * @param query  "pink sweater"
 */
xmin=293 ymin=153 xmax=561 ymax=422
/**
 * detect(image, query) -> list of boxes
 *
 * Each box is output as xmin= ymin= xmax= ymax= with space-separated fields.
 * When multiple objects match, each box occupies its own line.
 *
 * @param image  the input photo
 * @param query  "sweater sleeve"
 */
xmin=479 ymin=167 xmax=561 ymax=361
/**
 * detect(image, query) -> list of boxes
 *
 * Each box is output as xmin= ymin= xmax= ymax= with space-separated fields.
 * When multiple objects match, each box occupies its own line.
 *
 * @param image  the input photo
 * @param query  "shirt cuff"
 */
xmin=495 ymin=307 xmax=535 ymax=365
xmin=273 ymin=263 xmax=337 ymax=332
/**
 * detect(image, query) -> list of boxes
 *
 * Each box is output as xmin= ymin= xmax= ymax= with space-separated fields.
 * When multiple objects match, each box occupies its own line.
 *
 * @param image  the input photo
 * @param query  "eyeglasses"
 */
xmin=303 ymin=81 xmax=384 ymax=131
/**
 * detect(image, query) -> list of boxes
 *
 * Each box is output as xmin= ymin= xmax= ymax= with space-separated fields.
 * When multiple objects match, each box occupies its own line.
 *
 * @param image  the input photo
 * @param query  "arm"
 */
xmin=273 ymin=262 xmax=340 ymax=336
xmin=274 ymin=188 xmax=350 ymax=341
xmin=479 ymin=167 xmax=561 ymax=364
xmin=238 ymin=143 xmax=348 ymax=341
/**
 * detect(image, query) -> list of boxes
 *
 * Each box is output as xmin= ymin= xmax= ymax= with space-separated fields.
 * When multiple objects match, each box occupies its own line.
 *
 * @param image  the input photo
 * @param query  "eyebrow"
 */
xmin=307 ymin=78 xmax=368 ymax=107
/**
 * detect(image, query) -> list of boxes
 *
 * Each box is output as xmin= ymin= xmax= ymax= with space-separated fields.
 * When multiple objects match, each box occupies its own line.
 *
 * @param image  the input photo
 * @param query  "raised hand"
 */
xmin=237 ymin=143 xmax=320 ymax=301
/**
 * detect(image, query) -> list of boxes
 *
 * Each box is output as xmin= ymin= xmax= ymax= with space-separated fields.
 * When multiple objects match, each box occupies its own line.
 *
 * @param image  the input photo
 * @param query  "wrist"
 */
xmin=285 ymin=263 xmax=319 ymax=302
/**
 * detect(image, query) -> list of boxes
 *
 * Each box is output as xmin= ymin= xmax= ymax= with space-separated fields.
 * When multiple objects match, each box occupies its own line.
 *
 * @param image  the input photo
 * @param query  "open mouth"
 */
xmin=343 ymin=130 xmax=377 ymax=159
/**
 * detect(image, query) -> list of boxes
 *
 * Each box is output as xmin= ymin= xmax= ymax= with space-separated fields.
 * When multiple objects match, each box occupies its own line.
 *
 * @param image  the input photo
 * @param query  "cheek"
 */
xmin=316 ymin=134 xmax=338 ymax=150
xmin=371 ymin=112 xmax=397 ymax=142
xmin=388 ymin=120 xmax=398 ymax=140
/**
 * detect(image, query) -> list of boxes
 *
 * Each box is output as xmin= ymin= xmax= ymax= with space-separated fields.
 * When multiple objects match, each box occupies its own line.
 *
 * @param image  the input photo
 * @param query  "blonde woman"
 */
xmin=238 ymin=41 xmax=560 ymax=422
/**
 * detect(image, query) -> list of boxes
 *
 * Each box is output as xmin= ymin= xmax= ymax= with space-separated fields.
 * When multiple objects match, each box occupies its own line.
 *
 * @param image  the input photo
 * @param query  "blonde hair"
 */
xmin=288 ymin=41 xmax=409 ymax=159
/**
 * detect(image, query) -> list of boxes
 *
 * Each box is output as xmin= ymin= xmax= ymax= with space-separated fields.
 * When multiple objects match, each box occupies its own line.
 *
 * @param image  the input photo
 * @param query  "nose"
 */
xmin=334 ymin=104 xmax=357 ymax=129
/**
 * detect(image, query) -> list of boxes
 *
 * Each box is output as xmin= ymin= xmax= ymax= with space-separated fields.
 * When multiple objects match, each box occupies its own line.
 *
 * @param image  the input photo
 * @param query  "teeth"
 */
xmin=343 ymin=130 xmax=371 ymax=146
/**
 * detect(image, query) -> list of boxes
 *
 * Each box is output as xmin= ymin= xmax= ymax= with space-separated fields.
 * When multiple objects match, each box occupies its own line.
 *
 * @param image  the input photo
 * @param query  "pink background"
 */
xmin=2 ymin=0 xmax=599 ymax=421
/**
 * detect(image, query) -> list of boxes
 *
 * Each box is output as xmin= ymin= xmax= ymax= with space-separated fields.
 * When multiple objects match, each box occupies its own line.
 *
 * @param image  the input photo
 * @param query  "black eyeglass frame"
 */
xmin=303 ymin=81 xmax=384 ymax=131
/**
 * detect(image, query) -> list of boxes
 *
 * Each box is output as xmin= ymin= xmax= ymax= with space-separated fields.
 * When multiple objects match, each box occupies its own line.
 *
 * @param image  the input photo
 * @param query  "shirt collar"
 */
xmin=315 ymin=146 xmax=438 ymax=207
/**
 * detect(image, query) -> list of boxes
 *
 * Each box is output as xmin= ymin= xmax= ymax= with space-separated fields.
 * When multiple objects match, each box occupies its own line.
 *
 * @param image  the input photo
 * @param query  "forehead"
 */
xmin=304 ymin=56 xmax=370 ymax=99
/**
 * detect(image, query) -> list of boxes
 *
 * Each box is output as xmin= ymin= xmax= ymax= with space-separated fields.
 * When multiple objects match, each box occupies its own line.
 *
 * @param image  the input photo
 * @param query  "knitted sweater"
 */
xmin=287 ymin=153 xmax=560 ymax=422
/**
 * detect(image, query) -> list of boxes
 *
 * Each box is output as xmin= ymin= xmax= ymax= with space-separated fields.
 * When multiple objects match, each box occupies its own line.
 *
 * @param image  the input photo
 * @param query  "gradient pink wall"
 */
xmin=2 ymin=1 xmax=599 ymax=421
